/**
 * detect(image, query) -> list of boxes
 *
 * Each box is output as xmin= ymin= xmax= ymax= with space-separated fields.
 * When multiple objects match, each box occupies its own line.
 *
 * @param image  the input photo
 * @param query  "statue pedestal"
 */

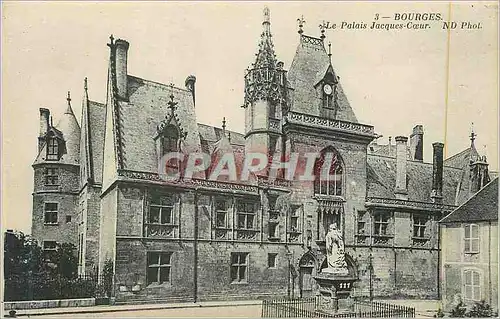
xmin=314 ymin=271 xmax=357 ymax=314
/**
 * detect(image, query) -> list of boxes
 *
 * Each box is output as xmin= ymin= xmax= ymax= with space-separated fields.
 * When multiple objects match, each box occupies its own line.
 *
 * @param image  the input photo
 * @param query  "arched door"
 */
xmin=299 ymin=252 xmax=318 ymax=298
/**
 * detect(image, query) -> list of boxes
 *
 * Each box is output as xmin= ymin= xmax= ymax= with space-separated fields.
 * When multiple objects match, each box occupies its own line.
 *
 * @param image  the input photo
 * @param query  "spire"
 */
xmin=243 ymin=7 xmax=287 ymax=107
xmin=65 ymin=91 xmax=74 ymax=114
xmin=253 ymin=6 xmax=276 ymax=69
xmin=83 ymin=77 xmax=89 ymax=101
xmin=222 ymin=117 xmax=226 ymax=134
xmin=263 ymin=6 xmax=270 ymax=32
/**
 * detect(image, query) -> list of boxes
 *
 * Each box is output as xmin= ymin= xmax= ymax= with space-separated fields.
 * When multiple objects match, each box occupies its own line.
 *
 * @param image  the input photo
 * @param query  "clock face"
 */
xmin=323 ymin=84 xmax=333 ymax=95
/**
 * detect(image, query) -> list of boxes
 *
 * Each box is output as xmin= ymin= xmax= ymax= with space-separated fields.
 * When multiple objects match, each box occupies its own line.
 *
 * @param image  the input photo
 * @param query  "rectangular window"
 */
xmin=215 ymin=198 xmax=228 ymax=228
xmin=47 ymin=138 xmax=59 ymax=160
xmin=230 ymin=252 xmax=248 ymax=283
xmin=236 ymin=202 xmax=256 ymax=230
xmin=268 ymin=223 xmax=279 ymax=239
xmin=373 ymin=212 xmax=390 ymax=236
xmin=147 ymin=252 xmax=172 ymax=285
xmin=149 ymin=194 xmax=174 ymax=225
xmin=464 ymin=224 xmax=480 ymax=253
xmin=413 ymin=216 xmax=427 ymax=238
xmin=45 ymin=168 xmax=59 ymax=185
xmin=268 ymin=253 xmax=277 ymax=268
xmin=43 ymin=241 xmax=57 ymax=251
xmin=290 ymin=216 xmax=299 ymax=232
xmin=66 ymin=215 xmax=72 ymax=223
xmin=464 ymin=270 xmax=481 ymax=301
xmin=44 ymin=203 xmax=58 ymax=224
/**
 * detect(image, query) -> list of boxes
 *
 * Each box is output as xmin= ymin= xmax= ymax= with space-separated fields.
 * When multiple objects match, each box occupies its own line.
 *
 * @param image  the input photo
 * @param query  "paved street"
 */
xmin=23 ymin=304 xmax=262 ymax=318
xmin=11 ymin=299 xmax=440 ymax=318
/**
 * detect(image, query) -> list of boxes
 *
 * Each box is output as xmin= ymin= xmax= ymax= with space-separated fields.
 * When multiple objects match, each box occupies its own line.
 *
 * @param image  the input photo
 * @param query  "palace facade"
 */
xmin=32 ymin=8 xmax=495 ymax=304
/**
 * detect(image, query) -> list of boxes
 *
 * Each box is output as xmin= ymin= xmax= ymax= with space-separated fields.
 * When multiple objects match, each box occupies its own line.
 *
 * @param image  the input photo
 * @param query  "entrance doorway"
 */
xmin=299 ymin=252 xmax=318 ymax=298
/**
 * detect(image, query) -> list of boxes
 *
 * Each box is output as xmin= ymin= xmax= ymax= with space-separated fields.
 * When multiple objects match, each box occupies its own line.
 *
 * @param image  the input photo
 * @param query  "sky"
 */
xmin=2 ymin=1 xmax=498 ymax=234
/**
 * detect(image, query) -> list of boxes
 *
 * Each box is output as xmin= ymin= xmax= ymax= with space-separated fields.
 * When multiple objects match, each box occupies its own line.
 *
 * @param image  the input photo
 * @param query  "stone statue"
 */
xmin=324 ymin=223 xmax=348 ymax=274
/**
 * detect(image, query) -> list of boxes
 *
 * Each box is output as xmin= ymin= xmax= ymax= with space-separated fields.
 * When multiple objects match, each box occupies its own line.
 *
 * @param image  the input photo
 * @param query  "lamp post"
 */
xmin=368 ymin=253 xmax=374 ymax=301
xmin=286 ymin=250 xmax=293 ymax=299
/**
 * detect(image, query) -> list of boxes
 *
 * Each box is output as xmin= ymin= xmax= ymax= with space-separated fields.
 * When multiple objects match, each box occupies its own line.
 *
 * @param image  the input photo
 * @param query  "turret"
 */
xmin=468 ymin=128 xmax=490 ymax=195
xmin=243 ymin=7 xmax=287 ymax=160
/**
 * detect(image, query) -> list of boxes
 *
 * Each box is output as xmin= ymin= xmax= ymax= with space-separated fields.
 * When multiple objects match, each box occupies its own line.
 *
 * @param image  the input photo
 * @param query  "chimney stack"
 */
xmin=185 ymin=75 xmax=196 ymax=106
xmin=431 ymin=142 xmax=444 ymax=202
xmin=395 ymin=136 xmax=408 ymax=200
xmin=410 ymin=125 xmax=424 ymax=161
xmin=39 ymin=108 xmax=50 ymax=137
xmin=38 ymin=108 xmax=50 ymax=152
xmin=114 ymin=39 xmax=129 ymax=100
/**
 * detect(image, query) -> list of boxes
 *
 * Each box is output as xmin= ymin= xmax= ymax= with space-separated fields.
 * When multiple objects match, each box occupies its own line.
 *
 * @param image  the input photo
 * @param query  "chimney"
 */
xmin=39 ymin=108 xmax=50 ymax=136
xmin=115 ymin=39 xmax=129 ymax=100
xmin=185 ymin=75 xmax=196 ymax=106
xmin=38 ymin=108 xmax=50 ymax=152
xmin=394 ymin=136 xmax=408 ymax=200
xmin=431 ymin=142 xmax=444 ymax=203
xmin=410 ymin=125 xmax=424 ymax=161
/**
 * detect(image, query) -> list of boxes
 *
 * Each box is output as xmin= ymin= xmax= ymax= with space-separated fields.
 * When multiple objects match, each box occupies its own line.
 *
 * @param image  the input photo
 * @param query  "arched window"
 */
xmin=47 ymin=137 xmax=59 ymax=160
xmin=314 ymin=148 xmax=343 ymax=196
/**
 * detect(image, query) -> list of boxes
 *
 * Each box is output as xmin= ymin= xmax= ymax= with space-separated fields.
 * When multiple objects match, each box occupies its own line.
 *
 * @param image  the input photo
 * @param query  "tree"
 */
xmin=466 ymin=300 xmax=495 ymax=317
xmin=4 ymin=231 xmax=82 ymax=301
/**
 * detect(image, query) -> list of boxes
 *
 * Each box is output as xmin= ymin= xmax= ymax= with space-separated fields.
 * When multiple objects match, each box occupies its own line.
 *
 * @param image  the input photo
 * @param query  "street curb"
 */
xmin=8 ymin=301 xmax=264 ymax=317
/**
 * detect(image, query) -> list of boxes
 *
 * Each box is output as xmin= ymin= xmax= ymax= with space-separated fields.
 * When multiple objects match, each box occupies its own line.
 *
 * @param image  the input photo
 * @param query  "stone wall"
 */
xmin=32 ymin=164 xmax=79 ymax=247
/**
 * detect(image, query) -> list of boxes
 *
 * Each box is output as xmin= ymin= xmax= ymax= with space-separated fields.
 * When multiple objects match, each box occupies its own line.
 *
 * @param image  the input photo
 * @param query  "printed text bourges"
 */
xmin=320 ymin=12 xmax=482 ymax=31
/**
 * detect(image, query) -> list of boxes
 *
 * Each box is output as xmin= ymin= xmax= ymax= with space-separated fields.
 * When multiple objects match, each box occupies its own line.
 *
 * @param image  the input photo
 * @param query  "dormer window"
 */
xmin=160 ymin=124 xmax=180 ymax=170
xmin=322 ymin=83 xmax=337 ymax=109
xmin=162 ymin=125 xmax=179 ymax=154
xmin=47 ymin=138 xmax=59 ymax=160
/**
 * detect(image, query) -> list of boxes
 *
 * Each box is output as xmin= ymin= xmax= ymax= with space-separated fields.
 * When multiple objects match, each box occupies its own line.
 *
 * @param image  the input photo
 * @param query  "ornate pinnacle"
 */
xmin=470 ymin=122 xmax=477 ymax=145
xmin=67 ymin=91 xmax=71 ymax=104
xmin=263 ymin=6 xmax=270 ymax=24
xmin=109 ymin=34 xmax=114 ymax=45
xmin=297 ymin=15 xmax=305 ymax=34
xmin=167 ymin=92 xmax=178 ymax=114
xmin=222 ymin=117 xmax=226 ymax=133
xmin=84 ymin=77 xmax=88 ymax=91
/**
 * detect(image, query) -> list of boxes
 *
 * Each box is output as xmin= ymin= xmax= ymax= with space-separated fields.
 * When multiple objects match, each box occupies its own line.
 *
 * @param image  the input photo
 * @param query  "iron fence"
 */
xmin=262 ymin=297 xmax=415 ymax=318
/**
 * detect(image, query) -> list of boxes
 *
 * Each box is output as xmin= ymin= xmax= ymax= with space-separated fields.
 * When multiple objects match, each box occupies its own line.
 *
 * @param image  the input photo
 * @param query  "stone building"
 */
xmin=440 ymin=177 xmax=498 ymax=311
xmin=31 ymin=8 xmax=496 ymax=303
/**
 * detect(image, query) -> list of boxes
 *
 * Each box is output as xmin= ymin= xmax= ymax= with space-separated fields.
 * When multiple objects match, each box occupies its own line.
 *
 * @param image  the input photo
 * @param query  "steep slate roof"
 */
xmin=366 ymin=154 xmax=464 ymax=206
xmin=440 ymin=177 xmax=498 ymax=223
xmin=287 ymin=34 xmax=358 ymax=123
xmin=87 ymin=101 xmax=106 ymax=184
xmin=118 ymin=75 xmax=202 ymax=172
xmin=197 ymin=123 xmax=245 ymax=154
xmin=444 ymin=146 xmax=479 ymax=168
xmin=34 ymin=98 xmax=81 ymax=166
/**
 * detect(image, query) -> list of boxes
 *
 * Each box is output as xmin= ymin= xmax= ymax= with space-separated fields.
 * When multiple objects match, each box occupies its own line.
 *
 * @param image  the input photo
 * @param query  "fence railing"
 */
xmin=262 ymin=297 xmax=415 ymax=318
